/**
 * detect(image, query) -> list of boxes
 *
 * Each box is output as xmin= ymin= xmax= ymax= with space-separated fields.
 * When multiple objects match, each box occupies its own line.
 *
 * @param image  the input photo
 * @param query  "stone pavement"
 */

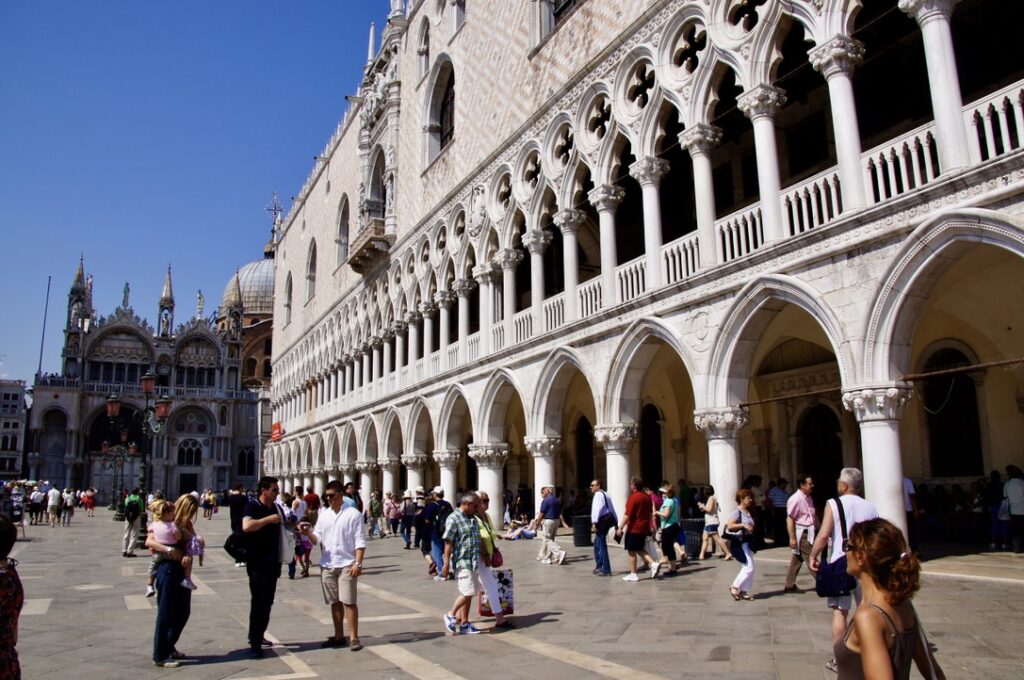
xmin=12 ymin=509 xmax=1024 ymax=679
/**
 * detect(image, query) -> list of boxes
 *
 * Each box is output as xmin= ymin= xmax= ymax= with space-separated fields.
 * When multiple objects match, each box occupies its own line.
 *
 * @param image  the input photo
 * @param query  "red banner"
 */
xmin=271 ymin=422 xmax=284 ymax=442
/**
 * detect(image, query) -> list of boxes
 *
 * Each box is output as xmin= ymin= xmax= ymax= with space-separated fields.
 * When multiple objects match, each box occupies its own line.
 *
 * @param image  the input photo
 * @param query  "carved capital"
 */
xmin=693 ymin=408 xmax=750 ymax=439
xmin=588 ymin=184 xmax=625 ymax=212
xmin=355 ymin=460 xmax=379 ymax=474
xmin=381 ymin=328 xmax=395 ymax=342
xmin=553 ymin=208 xmax=585 ymax=236
xmin=593 ymin=424 xmax=638 ymax=454
xmin=419 ymin=301 xmax=438 ymax=316
xmin=809 ymin=35 xmax=865 ymax=79
xmin=341 ymin=465 xmax=357 ymax=479
xmin=452 ymin=278 xmax=477 ymax=296
xmin=369 ymin=335 xmax=383 ymax=349
xmin=522 ymin=228 xmax=553 ymax=255
xmin=340 ymin=353 xmax=352 ymax=365
xmin=471 ymin=262 xmax=498 ymax=284
xmin=390 ymin=320 xmax=408 ymax=335
xmin=522 ymin=435 xmax=561 ymax=458
xmin=628 ymin=156 xmax=670 ymax=186
xmin=842 ymin=385 xmax=912 ymax=423
xmin=405 ymin=310 xmax=423 ymax=324
xmin=400 ymin=453 xmax=427 ymax=469
xmin=433 ymin=449 xmax=461 ymax=467
xmin=495 ymin=247 xmax=524 ymax=271
xmin=679 ymin=123 xmax=723 ymax=156
xmin=434 ymin=290 xmax=457 ymax=308
xmin=898 ymin=0 xmax=955 ymax=24
xmin=737 ymin=85 xmax=786 ymax=120
xmin=468 ymin=443 xmax=509 ymax=468
xmin=378 ymin=458 xmax=400 ymax=473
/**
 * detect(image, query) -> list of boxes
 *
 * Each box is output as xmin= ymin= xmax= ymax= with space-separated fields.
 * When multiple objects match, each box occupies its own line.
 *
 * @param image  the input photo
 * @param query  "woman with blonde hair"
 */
xmin=836 ymin=518 xmax=945 ymax=679
xmin=146 ymin=493 xmax=198 ymax=667
xmin=174 ymin=494 xmax=205 ymax=587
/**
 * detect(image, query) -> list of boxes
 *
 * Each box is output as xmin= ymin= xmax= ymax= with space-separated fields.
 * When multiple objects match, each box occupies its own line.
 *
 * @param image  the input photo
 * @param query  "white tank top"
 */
xmin=828 ymin=495 xmax=878 ymax=562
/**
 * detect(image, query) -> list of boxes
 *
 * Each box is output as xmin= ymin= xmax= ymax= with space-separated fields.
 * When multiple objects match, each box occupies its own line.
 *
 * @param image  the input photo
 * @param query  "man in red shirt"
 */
xmin=615 ymin=476 xmax=661 ymax=582
xmin=304 ymin=488 xmax=321 ymax=525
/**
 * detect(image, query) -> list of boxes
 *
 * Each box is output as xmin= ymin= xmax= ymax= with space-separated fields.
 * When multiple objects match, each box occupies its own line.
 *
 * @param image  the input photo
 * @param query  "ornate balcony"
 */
xmin=347 ymin=216 xmax=394 ymax=274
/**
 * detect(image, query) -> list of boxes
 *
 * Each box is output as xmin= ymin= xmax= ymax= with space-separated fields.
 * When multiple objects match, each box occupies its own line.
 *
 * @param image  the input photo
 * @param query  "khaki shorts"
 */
xmin=455 ymin=568 xmax=481 ymax=597
xmin=321 ymin=566 xmax=357 ymax=605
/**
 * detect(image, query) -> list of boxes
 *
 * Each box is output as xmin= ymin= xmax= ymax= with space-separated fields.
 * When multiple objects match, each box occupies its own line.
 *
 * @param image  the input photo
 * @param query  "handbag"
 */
xmin=815 ymin=497 xmax=858 ymax=597
xmin=490 ymin=547 xmax=504 ymax=568
xmin=223 ymin=531 xmax=248 ymax=562
xmin=479 ymin=568 xmax=514 ymax=617
xmin=277 ymin=507 xmax=296 ymax=563
xmin=595 ymin=492 xmax=617 ymax=535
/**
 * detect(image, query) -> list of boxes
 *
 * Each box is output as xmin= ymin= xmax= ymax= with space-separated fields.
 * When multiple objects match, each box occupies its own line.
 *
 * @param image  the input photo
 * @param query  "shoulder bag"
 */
xmin=815 ymin=497 xmax=858 ymax=597
xmin=595 ymin=492 xmax=617 ymax=535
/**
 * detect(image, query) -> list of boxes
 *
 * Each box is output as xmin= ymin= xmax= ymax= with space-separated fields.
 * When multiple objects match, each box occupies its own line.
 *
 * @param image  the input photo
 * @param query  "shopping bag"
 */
xmin=479 ymin=568 xmax=514 ymax=616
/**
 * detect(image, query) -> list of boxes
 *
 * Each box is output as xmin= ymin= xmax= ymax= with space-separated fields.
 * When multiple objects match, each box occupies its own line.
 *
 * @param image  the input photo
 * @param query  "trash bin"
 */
xmin=681 ymin=518 xmax=705 ymax=558
xmin=573 ymin=514 xmax=592 ymax=547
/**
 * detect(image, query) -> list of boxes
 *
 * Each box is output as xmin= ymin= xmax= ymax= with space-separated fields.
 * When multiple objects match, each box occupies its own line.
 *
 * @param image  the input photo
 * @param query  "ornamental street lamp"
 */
xmin=104 ymin=371 xmax=171 ymax=546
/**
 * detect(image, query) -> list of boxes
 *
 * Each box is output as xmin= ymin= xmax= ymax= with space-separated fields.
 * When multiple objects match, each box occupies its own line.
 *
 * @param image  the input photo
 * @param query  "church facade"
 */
xmin=28 ymin=244 xmax=275 ymax=500
xmin=265 ymin=0 xmax=1024 ymax=530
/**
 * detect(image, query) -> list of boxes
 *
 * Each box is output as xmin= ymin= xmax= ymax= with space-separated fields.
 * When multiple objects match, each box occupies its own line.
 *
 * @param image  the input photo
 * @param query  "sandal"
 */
xmin=730 ymin=587 xmax=742 ymax=601
xmin=740 ymin=592 xmax=755 ymax=601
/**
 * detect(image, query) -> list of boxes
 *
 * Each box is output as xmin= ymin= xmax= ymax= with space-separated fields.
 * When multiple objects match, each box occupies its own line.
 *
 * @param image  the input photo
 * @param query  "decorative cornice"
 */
xmin=628 ymin=157 xmax=670 ymax=186
xmin=468 ymin=443 xmax=509 ymax=468
xmin=737 ymin=85 xmax=786 ymax=120
xmin=553 ymin=209 xmax=586 ymax=235
xmin=808 ymin=35 xmax=865 ymax=79
xmin=693 ymin=408 xmax=749 ymax=439
xmin=522 ymin=435 xmax=561 ymax=458
xmin=433 ymin=449 xmax=461 ymax=466
xmin=679 ymin=123 xmax=722 ymax=156
xmin=842 ymin=385 xmax=912 ymax=423
xmin=593 ymin=424 xmax=637 ymax=453
xmin=588 ymin=184 xmax=625 ymax=212
xmin=522 ymin=228 xmax=553 ymax=255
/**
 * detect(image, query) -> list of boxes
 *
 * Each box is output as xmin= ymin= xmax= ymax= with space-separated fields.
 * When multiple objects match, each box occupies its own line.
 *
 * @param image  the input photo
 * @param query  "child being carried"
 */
xmin=149 ymin=500 xmax=205 ymax=591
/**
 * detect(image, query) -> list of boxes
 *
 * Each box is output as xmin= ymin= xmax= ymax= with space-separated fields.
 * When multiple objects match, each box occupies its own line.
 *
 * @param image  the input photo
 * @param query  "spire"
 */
xmin=224 ymin=270 xmax=243 ymax=309
xmin=70 ymin=255 xmax=86 ymax=294
xmin=367 ymin=22 xmax=376 ymax=65
xmin=160 ymin=264 xmax=175 ymax=308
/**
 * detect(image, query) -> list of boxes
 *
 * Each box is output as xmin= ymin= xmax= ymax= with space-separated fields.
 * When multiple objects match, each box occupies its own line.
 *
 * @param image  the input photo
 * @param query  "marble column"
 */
xmin=522 ymin=228 xmax=551 ymax=334
xmin=433 ymin=449 xmax=461 ymax=505
xmin=899 ymin=0 xmax=970 ymax=170
xmin=593 ymin=425 xmax=637 ymax=519
xmin=469 ymin=443 xmax=509 ymax=528
xmin=524 ymin=435 xmax=561 ymax=515
xmin=553 ymin=209 xmax=584 ymax=321
xmin=694 ymin=407 xmax=750 ymax=522
xmin=313 ymin=469 xmax=326 ymax=496
xmin=406 ymin=311 xmax=422 ymax=382
xmin=843 ymin=385 xmax=913 ymax=537
xmin=392 ymin=321 xmax=407 ymax=387
xmin=453 ymin=278 xmax=475 ymax=362
xmin=472 ymin=263 xmax=495 ymax=354
xmin=357 ymin=461 xmax=378 ymax=497
xmin=737 ymin=85 xmax=787 ymax=243
xmin=401 ymin=452 xmax=427 ymax=494
xmin=420 ymin=301 xmax=437 ymax=371
xmin=435 ymin=290 xmax=456 ymax=369
xmin=497 ymin=248 xmax=523 ymax=344
xmin=370 ymin=336 xmax=382 ymax=394
xmin=679 ymin=123 xmax=723 ymax=268
xmin=380 ymin=458 xmax=400 ymax=497
xmin=809 ymin=35 xmax=867 ymax=210
xmin=342 ymin=465 xmax=356 ymax=486
xmin=382 ymin=329 xmax=394 ymax=387
xmin=629 ymin=156 xmax=670 ymax=289
xmin=588 ymin=183 xmax=625 ymax=307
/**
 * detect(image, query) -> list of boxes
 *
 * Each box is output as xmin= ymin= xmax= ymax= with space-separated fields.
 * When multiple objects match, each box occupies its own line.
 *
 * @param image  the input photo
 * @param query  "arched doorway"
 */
xmin=798 ymin=404 xmax=843 ymax=512
xmin=922 ymin=348 xmax=983 ymax=477
xmin=575 ymin=416 xmax=594 ymax=490
xmin=640 ymin=404 xmax=663 ymax=488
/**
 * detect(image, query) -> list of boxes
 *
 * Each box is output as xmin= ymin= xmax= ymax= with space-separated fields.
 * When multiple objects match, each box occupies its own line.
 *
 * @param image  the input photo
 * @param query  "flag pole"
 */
xmin=37 ymin=275 xmax=52 ymax=379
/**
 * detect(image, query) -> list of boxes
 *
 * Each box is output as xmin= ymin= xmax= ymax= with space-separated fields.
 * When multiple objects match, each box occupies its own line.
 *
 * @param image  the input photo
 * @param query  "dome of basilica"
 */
xmin=221 ymin=255 xmax=274 ymax=317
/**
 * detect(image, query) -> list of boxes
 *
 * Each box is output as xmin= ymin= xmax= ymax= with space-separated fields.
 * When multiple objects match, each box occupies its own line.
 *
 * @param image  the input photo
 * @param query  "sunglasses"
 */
xmin=324 ymin=493 xmax=337 ymax=499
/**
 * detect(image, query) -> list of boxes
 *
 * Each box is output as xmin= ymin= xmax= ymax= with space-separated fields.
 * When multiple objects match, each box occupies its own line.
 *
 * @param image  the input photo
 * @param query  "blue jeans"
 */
xmin=153 ymin=560 xmax=192 ymax=663
xmin=431 ymin=535 xmax=444 ymax=569
xmin=593 ymin=529 xmax=611 ymax=575
xmin=400 ymin=518 xmax=413 ymax=546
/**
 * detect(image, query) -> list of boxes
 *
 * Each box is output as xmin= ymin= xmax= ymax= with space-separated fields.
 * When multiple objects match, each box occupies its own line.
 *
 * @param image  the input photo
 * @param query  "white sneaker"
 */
xmin=650 ymin=562 xmax=661 ymax=579
xmin=145 ymin=585 xmax=156 ymax=598
xmin=541 ymin=558 xmax=551 ymax=564
xmin=622 ymin=573 xmax=639 ymax=582
xmin=556 ymin=550 xmax=567 ymax=565
xmin=180 ymin=578 xmax=198 ymax=591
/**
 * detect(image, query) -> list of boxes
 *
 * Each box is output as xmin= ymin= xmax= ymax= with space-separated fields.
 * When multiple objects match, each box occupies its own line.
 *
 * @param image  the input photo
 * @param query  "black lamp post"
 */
xmin=104 ymin=371 xmax=171 ymax=545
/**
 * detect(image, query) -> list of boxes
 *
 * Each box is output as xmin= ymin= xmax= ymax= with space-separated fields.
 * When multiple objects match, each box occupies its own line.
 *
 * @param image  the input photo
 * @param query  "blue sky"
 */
xmin=0 ymin=0 xmax=388 ymax=383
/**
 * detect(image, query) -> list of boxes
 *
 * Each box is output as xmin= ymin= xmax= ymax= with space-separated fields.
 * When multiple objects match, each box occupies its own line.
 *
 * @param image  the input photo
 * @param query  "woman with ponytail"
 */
xmin=836 ymin=518 xmax=945 ymax=679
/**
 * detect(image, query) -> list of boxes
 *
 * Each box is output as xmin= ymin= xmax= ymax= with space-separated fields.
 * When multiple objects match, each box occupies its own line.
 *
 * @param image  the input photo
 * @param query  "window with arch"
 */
xmin=237 ymin=445 xmax=256 ymax=477
xmin=426 ymin=60 xmax=456 ymax=163
xmin=306 ymin=241 xmax=318 ymax=301
xmin=439 ymin=69 xmax=455 ymax=151
xmin=417 ymin=20 xmax=430 ymax=79
xmin=922 ymin=347 xmax=983 ymax=476
xmin=177 ymin=439 xmax=202 ymax=466
xmin=336 ymin=200 xmax=350 ymax=267
xmin=284 ymin=274 xmax=293 ymax=325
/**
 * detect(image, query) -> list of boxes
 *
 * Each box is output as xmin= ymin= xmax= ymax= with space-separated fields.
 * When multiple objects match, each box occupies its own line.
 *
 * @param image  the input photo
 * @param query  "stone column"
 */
xmin=357 ymin=461 xmax=378 ymax=497
xmin=497 ymin=248 xmax=523 ymax=343
xmin=392 ymin=321 xmax=407 ymax=386
xmin=472 ymin=263 xmax=495 ymax=354
xmin=593 ymin=425 xmax=637 ymax=519
xmin=453 ymin=278 xmax=475 ymax=361
xmin=629 ymin=157 xmax=670 ymax=289
xmin=522 ymin=228 xmax=551 ymax=334
xmin=370 ymin=335 xmax=382 ymax=386
xmin=524 ymin=435 xmax=561 ymax=515
xmin=406 ymin=310 xmax=422 ymax=382
xmin=469 ymin=443 xmax=509 ymax=528
xmin=380 ymin=459 xmax=400 ymax=497
xmin=553 ymin=209 xmax=584 ymax=321
xmin=843 ymin=385 xmax=913 ymax=537
xmin=420 ymin=301 xmax=437 ymax=371
xmin=694 ymin=407 xmax=749 ymax=521
xmin=302 ymin=469 xmax=314 ymax=494
xmin=588 ymin=184 xmax=625 ymax=307
xmin=680 ymin=124 xmax=723 ymax=267
xmin=435 ymin=290 xmax=456 ymax=369
xmin=401 ymin=452 xmax=427 ymax=494
xmin=361 ymin=345 xmax=371 ymax=391
xmin=737 ymin=85 xmax=787 ymax=243
xmin=313 ymin=469 xmax=326 ymax=496
xmin=899 ymin=0 xmax=970 ymax=170
xmin=382 ymin=329 xmax=394 ymax=386
xmin=433 ymin=449 xmax=461 ymax=504
xmin=341 ymin=465 xmax=356 ymax=486
xmin=343 ymin=356 xmax=354 ymax=396
xmin=809 ymin=35 xmax=867 ymax=210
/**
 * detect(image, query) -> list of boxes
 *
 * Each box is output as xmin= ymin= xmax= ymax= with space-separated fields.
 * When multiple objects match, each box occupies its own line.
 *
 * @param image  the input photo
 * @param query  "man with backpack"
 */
xmin=424 ymin=486 xmax=453 ymax=579
xmin=122 ymin=487 xmax=144 ymax=557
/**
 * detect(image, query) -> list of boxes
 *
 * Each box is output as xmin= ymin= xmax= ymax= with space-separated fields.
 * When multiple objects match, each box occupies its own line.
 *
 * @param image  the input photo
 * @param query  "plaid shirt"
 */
xmin=443 ymin=509 xmax=480 ymax=571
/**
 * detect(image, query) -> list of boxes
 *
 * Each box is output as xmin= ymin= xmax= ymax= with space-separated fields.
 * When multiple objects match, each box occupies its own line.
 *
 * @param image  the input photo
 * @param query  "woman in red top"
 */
xmin=615 ymin=476 xmax=661 ymax=582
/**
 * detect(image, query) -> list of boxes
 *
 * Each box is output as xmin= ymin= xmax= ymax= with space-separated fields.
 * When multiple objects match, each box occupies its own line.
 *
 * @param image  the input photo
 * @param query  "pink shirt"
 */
xmin=151 ymin=519 xmax=180 ymax=546
xmin=786 ymin=489 xmax=816 ymax=526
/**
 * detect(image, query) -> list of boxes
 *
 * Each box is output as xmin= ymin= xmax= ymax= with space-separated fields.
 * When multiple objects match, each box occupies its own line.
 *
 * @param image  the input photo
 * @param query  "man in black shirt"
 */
xmin=242 ymin=476 xmax=282 ymax=658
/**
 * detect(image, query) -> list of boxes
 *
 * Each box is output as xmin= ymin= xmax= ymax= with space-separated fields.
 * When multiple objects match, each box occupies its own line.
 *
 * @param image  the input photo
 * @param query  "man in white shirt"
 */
xmin=1005 ymin=465 xmax=1024 ymax=554
xmin=46 ymin=486 xmax=63 ymax=528
xmin=589 ymin=479 xmax=617 ymax=577
xmin=302 ymin=480 xmax=366 ymax=651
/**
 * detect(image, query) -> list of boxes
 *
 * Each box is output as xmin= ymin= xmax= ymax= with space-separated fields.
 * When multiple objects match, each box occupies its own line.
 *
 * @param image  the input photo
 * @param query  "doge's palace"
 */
xmin=266 ymin=0 xmax=1024 ymax=531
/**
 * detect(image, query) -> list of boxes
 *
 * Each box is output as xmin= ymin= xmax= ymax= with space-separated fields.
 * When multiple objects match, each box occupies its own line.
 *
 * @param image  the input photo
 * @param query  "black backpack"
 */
xmin=433 ymin=501 xmax=453 ymax=538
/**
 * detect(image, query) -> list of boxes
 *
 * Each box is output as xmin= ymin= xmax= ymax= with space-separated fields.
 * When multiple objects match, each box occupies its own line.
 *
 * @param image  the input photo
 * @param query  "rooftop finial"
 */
xmin=367 ymin=21 xmax=376 ymax=64
xmin=160 ymin=264 xmax=174 ymax=307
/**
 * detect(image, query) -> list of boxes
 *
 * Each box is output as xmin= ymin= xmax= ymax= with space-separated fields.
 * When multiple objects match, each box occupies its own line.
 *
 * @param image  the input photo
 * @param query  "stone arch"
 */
xmin=423 ymin=53 xmax=456 ymax=162
xmin=312 ymin=431 xmax=326 ymax=468
xmin=707 ymin=273 xmax=855 ymax=406
xmin=359 ymin=417 xmax=380 ymax=463
xmin=604 ymin=316 xmax=702 ymax=423
xmin=531 ymin=347 xmax=598 ymax=436
xmin=381 ymin=407 xmax=403 ymax=460
xmin=437 ymin=384 xmax=473 ymax=450
xmin=478 ymin=369 xmax=528 ymax=443
xmin=339 ymin=422 xmax=357 ymax=466
xmin=864 ymin=208 xmax=1024 ymax=382
xmin=326 ymin=425 xmax=341 ymax=467
xmin=406 ymin=398 xmax=435 ymax=455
